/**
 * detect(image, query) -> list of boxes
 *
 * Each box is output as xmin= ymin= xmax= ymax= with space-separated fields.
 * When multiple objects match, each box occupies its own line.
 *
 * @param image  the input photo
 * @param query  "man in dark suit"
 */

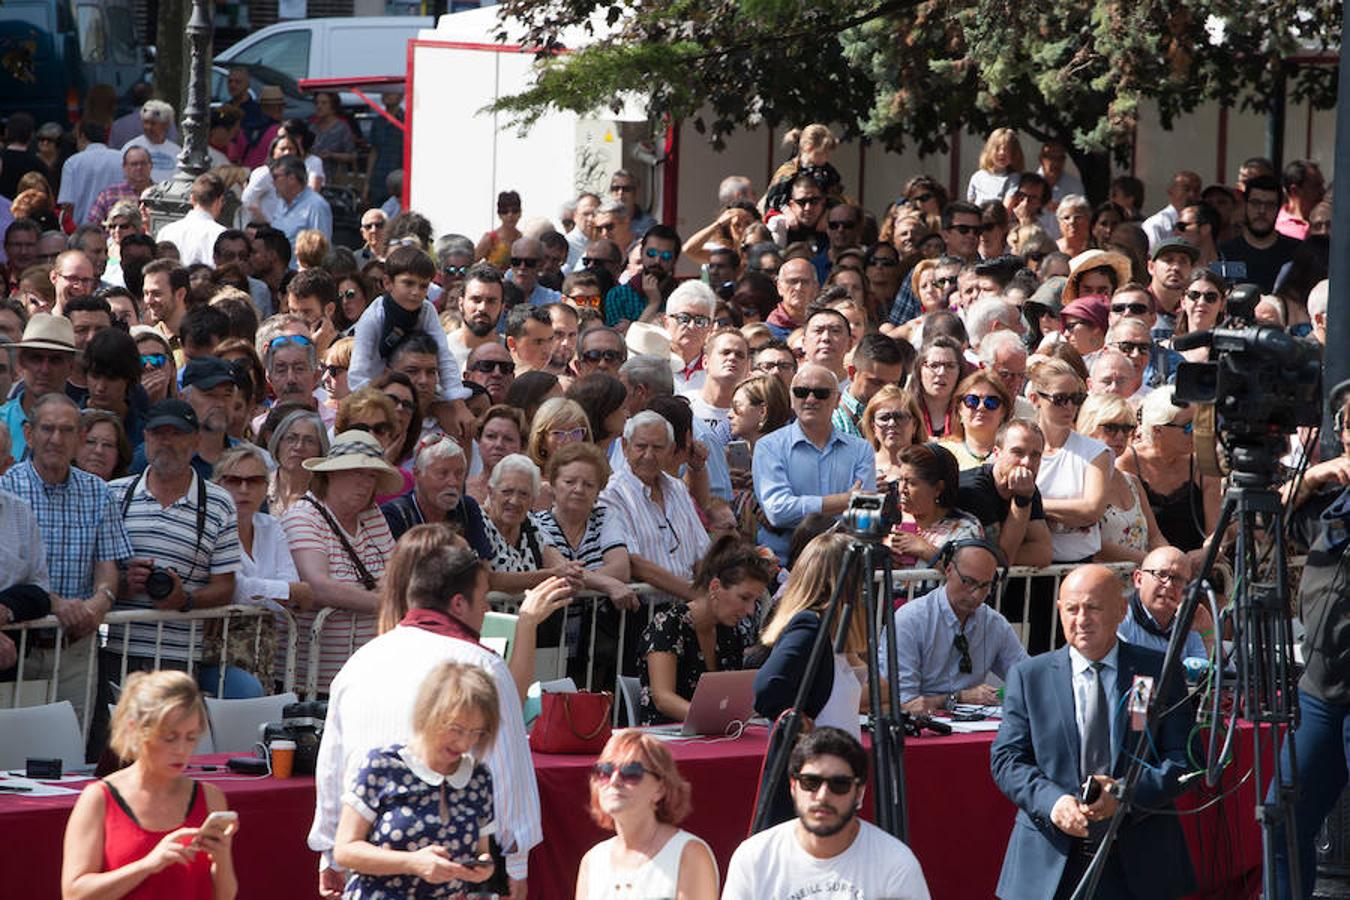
xmin=990 ymin=564 xmax=1196 ymax=900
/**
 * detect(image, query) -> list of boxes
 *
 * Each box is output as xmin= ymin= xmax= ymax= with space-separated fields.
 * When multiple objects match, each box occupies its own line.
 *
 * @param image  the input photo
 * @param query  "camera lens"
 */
xmin=145 ymin=567 xmax=175 ymax=601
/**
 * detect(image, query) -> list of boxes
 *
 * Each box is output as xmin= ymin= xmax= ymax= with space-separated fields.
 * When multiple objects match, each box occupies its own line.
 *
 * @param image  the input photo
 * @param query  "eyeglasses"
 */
xmin=755 ymin=360 xmax=796 ymax=373
xmin=1185 ymin=289 xmax=1221 ymax=304
xmin=1035 ymin=391 xmax=1087 ymax=407
xmin=873 ymin=410 xmax=912 ymax=425
xmin=384 ymin=393 xmax=416 ymax=414
xmin=510 ymin=257 xmax=539 ymax=268
xmin=281 ymin=432 xmax=322 ymax=448
xmin=827 ymin=219 xmax=859 ymax=230
xmin=580 ymin=348 xmax=625 ymax=364
xmin=792 ymin=386 xmax=833 ymax=400
xmin=442 ymin=265 xmax=469 ymax=278
xmin=469 ymin=359 xmax=515 ymax=375
xmin=441 ymin=723 xmax=490 ymax=743
xmin=934 ymin=275 xmax=959 ymax=288
xmin=790 ymin=195 xmax=825 ymax=208
xmin=947 ymin=223 xmax=979 ymax=235
xmin=581 ymin=256 xmax=610 ymax=268
xmin=269 ymin=334 xmax=313 ymax=350
xmin=1110 ymin=302 xmax=1150 ymax=316
xmin=645 ymin=248 xmax=674 ymax=262
xmin=360 ymin=221 xmax=384 ymax=231
xmin=669 ymin=312 xmax=711 ymax=328
xmin=954 ymin=566 xmax=996 ymax=597
xmin=1061 ymin=319 xmax=1096 ymax=333
xmin=140 ymin=353 xmax=167 ymax=369
xmin=953 ymin=632 xmax=974 ymax=674
xmin=961 ymin=394 xmax=1002 ymax=412
xmin=1142 ymin=569 xmax=1186 ymax=585
xmin=791 ymin=772 xmax=861 ymax=795
xmin=56 ymin=272 xmax=95 ymax=285
xmin=922 ymin=360 xmax=959 ymax=372
xmin=867 ymin=257 xmax=899 ymax=268
xmin=1162 ymin=420 xmax=1195 ymax=434
xmin=609 ymin=184 xmax=636 ymax=194
xmin=1099 ymin=422 xmax=1136 ymax=437
xmin=993 ymin=367 xmax=1023 ymax=385
xmin=1111 ymin=340 xmax=1151 ymax=357
xmin=549 ymin=427 xmax=587 ymax=444
xmin=590 ymin=761 xmax=654 ymax=784
xmin=595 ymin=222 xmax=618 ymax=234
xmin=219 ymin=474 xmax=267 ymax=488
xmin=567 ymin=293 xmax=603 ymax=310
xmin=348 ymin=421 xmax=395 ymax=438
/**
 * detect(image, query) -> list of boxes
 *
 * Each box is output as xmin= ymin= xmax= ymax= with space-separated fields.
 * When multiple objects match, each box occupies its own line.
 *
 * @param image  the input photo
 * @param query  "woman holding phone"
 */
xmin=61 ymin=671 xmax=237 ymax=900
xmin=334 ymin=661 xmax=500 ymax=898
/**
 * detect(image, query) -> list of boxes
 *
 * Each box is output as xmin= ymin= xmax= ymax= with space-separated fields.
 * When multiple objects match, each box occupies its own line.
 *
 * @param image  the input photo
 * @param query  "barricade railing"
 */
xmin=1 ymin=605 xmax=300 ymax=740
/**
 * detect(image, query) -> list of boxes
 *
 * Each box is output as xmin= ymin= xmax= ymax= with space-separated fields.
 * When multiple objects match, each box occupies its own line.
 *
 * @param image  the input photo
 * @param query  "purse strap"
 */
xmin=563 ymin=693 xmax=612 ymax=740
xmin=303 ymin=495 xmax=378 ymax=590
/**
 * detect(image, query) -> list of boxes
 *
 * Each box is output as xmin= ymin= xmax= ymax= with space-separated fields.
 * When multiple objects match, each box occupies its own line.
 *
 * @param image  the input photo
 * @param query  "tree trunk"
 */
xmin=153 ymin=0 xmax=189 ymax=113
xmin=1070 ymin=148 xmax=1113 ymax=207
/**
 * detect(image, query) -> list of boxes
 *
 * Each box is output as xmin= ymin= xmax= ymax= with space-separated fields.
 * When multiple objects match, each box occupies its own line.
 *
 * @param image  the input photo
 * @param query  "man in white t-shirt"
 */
xmin=723 ymin=728 xmax=931 ymax=900
xmin=682 ymin=327 xmax=748 ymax=442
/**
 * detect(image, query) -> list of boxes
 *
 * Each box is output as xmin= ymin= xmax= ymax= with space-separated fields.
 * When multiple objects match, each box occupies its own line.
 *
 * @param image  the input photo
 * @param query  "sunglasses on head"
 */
xmin=792 ymin=386 xmax=832 ymax=400
xmin=590 ymin=761 xmax=653 ymax=784
xmin=1037 ymin=390 xmax=1087 ymax=407
xmin=581 ymin=348 xmax=625 ymax=364
xmin=469 ymin=359 xmax=515 ymax=375
xmin=645 ymin=248 xmax=674 ymax=262
xmin=961 ymin=394 xmax=1002 ymax=411
xmin=1110 ymin=302 xmax=1149 ymax=316
xmin=510 ymin=257 xmax=538 ymax=268
xmin=791 ymin=772 xmax=860 ymax=795
xmin=269 ymin=334 xmax=313 ymax=350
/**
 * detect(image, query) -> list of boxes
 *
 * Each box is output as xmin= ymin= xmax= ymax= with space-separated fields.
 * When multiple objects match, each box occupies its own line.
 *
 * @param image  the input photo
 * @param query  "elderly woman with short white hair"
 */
xmin=266 ymin=408 xmax=329 ymax=515
xmin=381 ymin=432 xmax=493 ymax=558
xmin=483 ymin=453 xmax=584 ymax=594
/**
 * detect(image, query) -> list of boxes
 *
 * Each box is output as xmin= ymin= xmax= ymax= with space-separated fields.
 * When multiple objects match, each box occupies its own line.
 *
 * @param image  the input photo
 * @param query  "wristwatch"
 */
xmin=96 ymin=586 xmax=117 ymax=608
xmin=180 ymin=591 xmax=195 ymax=613
xmin=1013 ymin=493 xmax=1032 ymax=508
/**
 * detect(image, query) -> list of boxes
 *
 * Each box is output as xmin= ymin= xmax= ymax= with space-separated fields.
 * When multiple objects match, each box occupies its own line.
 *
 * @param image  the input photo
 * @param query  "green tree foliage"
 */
xmin=492 ymin=0 xmax=1340 ymax=201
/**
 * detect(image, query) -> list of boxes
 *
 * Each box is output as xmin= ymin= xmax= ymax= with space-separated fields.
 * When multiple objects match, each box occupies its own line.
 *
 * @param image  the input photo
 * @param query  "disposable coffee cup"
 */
xmin=270 ymin=739 xmax=296 ymax=778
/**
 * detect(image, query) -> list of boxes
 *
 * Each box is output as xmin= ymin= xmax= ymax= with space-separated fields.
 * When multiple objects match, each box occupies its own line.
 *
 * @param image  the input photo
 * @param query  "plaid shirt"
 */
xmin=0 ymin=461 xmax=133 ymax=598
xmin=85 ymin=181 xmax=142 ymax=226
xmin=887 ymin=270 xmax=924 ymax=326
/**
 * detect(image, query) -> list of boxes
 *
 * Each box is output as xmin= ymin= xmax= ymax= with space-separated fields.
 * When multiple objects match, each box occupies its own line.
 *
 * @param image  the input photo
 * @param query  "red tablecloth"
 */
xmin=0 ymin=730 xmax=1264 ymax=900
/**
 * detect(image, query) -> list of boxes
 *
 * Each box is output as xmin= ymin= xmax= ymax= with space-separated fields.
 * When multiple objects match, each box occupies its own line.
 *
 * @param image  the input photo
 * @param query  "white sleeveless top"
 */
xmin=815 ymin=653 xmax=863 ymax=739
xmin=585 ymin=829 xmax=716 ymax=900
xmin=1036 ymin=430 xmax=1110 ymax=561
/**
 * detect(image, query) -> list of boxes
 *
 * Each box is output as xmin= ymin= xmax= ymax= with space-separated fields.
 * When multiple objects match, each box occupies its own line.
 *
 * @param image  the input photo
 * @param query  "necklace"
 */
xmin=963 ymin=439 xmax=993 ymax=462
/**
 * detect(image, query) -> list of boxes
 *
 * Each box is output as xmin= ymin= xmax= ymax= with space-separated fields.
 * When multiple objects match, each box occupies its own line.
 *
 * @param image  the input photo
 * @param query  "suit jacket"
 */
xmin=990 ymin=641 xmax=1197 ymax=900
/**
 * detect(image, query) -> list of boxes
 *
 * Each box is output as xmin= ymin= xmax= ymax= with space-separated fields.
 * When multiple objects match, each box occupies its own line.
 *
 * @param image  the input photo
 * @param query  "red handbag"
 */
xmin=529 ymin=691 xmax=614 ymax=754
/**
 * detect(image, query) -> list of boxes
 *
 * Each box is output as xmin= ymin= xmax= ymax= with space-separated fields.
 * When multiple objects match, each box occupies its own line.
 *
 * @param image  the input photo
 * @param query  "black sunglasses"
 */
xmin=589 ymin=761 xmax=654 ymax=784
xmin=792 ymin=772 xmax=861 ymax=795
xmin=348 ymin=421 xmax=395 ymax=438
xmin=961 ymin=394 xmax=1002 ymax=411
xmin=1110 ymin=302 xmax=1150 ymax=316
xmin=1036 ymin=391 xmax=1087 ymax=407
xmin=827 ymin=219 xmax=859 ymax=230
xmin=510 ymin=257 xmax=539 ymax=268
xmin=948 ymin=223 xmax=980 ymax=235
xmin=443 ymin=265 xmax=470 ymax=277
xmin=581 ymin=349 xmax=625 ymax=364
xmin=953 ymin=633 xmax=973 ymax=674
xmin=792 ymin=386 xmax=833 ymax=400
xmin=469 ymin=359 xmax=515 ymax=375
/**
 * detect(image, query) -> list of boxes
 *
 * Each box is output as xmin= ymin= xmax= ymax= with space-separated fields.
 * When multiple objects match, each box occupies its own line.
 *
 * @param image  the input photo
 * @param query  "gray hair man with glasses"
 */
xmin=881 ymin=539 xmax=1026 ymax=714
xmin=1117 ymin=545 xmax=1211 ymax=658
xmin=664 ymin=280 xmax=716 ymax=392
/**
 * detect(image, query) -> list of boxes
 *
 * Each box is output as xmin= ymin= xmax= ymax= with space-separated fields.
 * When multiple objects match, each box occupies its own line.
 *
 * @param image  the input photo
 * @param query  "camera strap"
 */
xmin=120 ymin=471 xmax=209 ymax=586
xmin=303 ymin=495 xmax=378 ymax=591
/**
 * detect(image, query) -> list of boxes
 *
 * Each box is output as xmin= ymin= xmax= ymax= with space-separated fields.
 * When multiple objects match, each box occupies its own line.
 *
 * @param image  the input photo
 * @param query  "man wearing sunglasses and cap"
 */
xmin=723 ymin=727 xmax=930 ymax=899
xmin=752 ymin=363 xmax=875 ymax=563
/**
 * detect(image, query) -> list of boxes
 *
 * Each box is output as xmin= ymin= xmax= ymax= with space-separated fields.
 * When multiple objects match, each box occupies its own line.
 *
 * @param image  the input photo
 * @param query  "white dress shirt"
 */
xmin=156 ymin=207 xmax=227 ymax=267
xmin=599 ymin=468 xmax=710 ymax=601
xmin=234 ymin=511 xmax=297 ymax=610
xmin=309 ymin=624 xmax=542 ymax=881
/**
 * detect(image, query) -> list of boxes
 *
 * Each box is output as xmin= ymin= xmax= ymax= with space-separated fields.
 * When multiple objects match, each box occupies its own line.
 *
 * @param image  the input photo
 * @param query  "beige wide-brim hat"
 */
xmin=301 ymin=429 xmax=405 ymax=496
xmin=1062 ymin=249 xmax=1134 ymax=303
xmin=625 ymin=320 xmax=671 ymax=358
xmin=2 ymin=312 xmax=77 ymax=354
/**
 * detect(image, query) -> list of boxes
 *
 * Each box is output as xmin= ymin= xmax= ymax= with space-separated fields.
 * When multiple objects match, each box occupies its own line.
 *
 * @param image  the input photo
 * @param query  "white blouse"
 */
xmin=234 ymin=511 xmax=298 ymax=611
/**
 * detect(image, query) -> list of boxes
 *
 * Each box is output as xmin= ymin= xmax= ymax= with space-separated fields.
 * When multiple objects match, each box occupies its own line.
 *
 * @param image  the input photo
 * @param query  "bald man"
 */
xmin=991 ymin=564 xmax=1196 ymax=900
xmin=1088 ymin=348 xmax=1143 ymax=400
xmin=508 ymin=237 xmax=561 ymax=307
xmin=1118 ymin=546 xmax=1214 ymax=659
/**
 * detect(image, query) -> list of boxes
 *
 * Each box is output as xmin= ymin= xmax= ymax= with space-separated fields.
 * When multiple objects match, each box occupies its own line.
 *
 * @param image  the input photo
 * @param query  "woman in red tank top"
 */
xmin=60 ymin=671 xmax=238 ymax=900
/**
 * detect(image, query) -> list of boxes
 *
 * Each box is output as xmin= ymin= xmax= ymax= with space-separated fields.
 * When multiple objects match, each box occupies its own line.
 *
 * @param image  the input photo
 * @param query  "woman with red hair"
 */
xmin=575 ymin=731 xmax=719 ymax=899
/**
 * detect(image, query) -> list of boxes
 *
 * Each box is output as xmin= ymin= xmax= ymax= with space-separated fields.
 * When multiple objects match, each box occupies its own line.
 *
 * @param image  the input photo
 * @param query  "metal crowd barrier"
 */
xmin=1 ymin=605 xmax=300 ymax=740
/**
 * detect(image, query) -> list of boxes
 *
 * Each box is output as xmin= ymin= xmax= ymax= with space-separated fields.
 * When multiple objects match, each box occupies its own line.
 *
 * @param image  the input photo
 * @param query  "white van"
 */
xmin=216 ymin=16 xmax=433 ymax=84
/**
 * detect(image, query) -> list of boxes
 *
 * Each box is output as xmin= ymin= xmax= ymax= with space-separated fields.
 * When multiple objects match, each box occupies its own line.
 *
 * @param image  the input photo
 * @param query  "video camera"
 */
xmin=261 ymin=700 xmax=327 ymax=775
xmin=842 ymin=480 xmax=901 ymax=540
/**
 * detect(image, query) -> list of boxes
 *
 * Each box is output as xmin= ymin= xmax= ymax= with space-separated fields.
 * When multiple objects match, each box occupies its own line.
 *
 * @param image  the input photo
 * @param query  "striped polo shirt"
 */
xmin=107 ymin=471 xmax=241 ymax=661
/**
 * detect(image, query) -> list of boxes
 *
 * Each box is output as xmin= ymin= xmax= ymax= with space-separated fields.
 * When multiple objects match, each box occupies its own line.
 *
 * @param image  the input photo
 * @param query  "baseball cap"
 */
xmin=182 ymin=357 xmax=236 ymax=391
xmin=1151 ymin=237 xmax=1201 ymax=263
xmin=145 ymin=399 xmax=200 ymax=433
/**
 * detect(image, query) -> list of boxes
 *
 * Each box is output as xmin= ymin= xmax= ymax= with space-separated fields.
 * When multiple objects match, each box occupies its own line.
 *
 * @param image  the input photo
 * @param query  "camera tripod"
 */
xmin=749 ymin=536 xmax=912 ymax=840
xmin=1072 ymin=463 xmax=1302 ymax=899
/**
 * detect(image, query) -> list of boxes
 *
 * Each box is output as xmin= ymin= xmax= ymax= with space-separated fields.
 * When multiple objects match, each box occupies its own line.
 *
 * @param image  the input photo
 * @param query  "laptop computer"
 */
xmin=644 ymin=669 xmax=759 ymax=737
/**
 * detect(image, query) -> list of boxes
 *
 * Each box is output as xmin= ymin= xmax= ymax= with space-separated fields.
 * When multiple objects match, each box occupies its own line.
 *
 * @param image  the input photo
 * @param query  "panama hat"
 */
xmin=1062 ymin=250 xmax=1134 ymax=303
xmin=301 ymin=429 xmax=404 ymax=495
xmin=624 ymin=320 xmax=671 ymax=359
xmin=3 ymin=312 xmax=77 ymax=353
xmin=258 ymin=86 xmax=285 ymax=105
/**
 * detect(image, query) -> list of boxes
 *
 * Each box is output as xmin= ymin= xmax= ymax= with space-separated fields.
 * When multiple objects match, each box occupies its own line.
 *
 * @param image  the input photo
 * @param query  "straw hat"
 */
xmin=2 ymin=313 xmax=76 ymax=353
xmin=1062 ymin=250 xmax=1133 ymax=303
xmin=624 ymin=321 xmax=671 ymax=358
xmin=301 ymin=430 xmax=404 ymax=495
xmin=258 ymin=86 xmax=285 ymax=106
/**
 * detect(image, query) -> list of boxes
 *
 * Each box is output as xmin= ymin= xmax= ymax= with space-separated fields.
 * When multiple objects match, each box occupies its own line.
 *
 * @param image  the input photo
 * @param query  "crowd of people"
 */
xmin=0 ymin=95 xmax=1343 ymax=900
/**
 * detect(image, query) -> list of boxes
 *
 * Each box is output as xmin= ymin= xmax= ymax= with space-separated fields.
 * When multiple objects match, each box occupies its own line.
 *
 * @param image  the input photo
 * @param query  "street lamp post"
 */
xmin=142 ymin=0 xmax=214 ymax=236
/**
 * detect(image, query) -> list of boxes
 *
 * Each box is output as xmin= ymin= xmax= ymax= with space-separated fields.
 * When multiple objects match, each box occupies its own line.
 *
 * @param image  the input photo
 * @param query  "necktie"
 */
xmin=1082 ymin=661 xmax=1112 ymax=778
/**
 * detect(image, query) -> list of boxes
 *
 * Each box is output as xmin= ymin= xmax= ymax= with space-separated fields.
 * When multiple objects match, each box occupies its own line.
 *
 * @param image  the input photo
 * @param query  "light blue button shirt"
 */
xmin=273 ymin=187 xmax=333 ymax=246
xmin=752 ymin=420 xmax=875 ymax=561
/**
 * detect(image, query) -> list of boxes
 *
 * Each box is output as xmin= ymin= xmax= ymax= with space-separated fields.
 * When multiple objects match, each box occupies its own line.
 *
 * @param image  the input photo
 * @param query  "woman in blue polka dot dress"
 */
xmin=334 ymin=661 xmax=500 ymax=898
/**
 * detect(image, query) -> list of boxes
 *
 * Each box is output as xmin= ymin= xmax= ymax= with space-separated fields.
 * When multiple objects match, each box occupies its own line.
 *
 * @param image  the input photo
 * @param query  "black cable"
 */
xmin=1131 ymin=766 xmax=1254 ymax=816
